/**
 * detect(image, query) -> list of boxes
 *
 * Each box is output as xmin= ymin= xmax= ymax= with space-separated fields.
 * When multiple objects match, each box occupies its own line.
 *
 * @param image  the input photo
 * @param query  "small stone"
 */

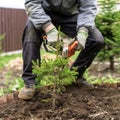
xmin=0 ymin=96 xmax=7 ymax=104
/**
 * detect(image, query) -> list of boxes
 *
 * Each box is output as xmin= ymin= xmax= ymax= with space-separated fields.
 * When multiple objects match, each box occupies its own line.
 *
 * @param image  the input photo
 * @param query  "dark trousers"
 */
xmin=22 ymin=13 xmax=104 ymax=85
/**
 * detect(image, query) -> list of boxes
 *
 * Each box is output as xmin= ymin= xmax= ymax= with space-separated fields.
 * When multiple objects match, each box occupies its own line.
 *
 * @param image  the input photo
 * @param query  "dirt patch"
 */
xmin=0 ymin=57 xmax=22 ymax=86
xmin=0 ymin=56 xmax=120 ymax=120
xmin=0 ymin=84 xmax=120 ymax=120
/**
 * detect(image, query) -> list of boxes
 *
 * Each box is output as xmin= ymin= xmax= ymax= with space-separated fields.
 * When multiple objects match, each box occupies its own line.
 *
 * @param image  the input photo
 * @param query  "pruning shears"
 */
xmin=42 ymin=35 xmax=57 ymax=53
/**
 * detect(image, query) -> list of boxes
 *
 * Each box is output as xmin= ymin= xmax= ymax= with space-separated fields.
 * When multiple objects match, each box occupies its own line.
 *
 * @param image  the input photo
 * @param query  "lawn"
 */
xmin=0 ymin=53 xmax=22 ymax=68
xmin=0 ymin=50 xmax=120 ymax=92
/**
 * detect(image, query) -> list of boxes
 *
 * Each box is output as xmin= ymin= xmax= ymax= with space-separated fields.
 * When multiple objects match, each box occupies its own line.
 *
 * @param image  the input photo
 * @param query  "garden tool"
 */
xmin=42 ymin=35 xmax=80 ymax=58
xmin=42 ymin=35 xmax=58 ymax=53
xmin=62 ymin=38 xmax=79 ymax=58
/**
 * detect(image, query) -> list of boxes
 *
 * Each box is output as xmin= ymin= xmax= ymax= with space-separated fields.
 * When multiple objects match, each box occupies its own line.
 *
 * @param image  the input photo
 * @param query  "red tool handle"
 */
xmin=68 ymin=40 xmax=78 ymax=57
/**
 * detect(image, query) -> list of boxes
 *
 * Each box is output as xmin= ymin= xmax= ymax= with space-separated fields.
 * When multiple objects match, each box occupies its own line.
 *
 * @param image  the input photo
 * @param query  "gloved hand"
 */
xmin=77 ymin=27 xmax=89 ymax=50
xmin=46 ymin=27 xmax=58 ymax=43
xmin=61 ymin=36 xmax=76 ymax=58
xmin=44 ymin=24 xmax=61 ymax=50
xmin=61 ymin=37 xmax=70 ymax=58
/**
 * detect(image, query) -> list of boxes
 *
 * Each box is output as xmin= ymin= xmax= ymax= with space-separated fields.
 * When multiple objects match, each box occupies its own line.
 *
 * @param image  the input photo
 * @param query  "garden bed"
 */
xmin=0 ymin=56 xmax=120 ymax=119
xmin=0 ymin=84 xmax=120 ymax=120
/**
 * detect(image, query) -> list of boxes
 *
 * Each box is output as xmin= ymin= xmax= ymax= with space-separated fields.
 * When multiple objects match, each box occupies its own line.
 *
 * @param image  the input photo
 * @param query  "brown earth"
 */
xmin=0 ymin=84 xmax=120 ymax=120
xmin=0 ymin=56 xmax=120 ymax=120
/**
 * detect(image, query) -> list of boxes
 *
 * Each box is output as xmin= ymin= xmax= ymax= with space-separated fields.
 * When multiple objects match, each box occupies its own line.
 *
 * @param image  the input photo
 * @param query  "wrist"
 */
xmin=44 ymin=23 xmax=55 ymax=33
xmin=78 ymin=27 xmax=88 ymax=37
xmin=79 ymin=27 xmax=88 ymax=33
xmin=78 ymin=30 xmax=88 ymax=38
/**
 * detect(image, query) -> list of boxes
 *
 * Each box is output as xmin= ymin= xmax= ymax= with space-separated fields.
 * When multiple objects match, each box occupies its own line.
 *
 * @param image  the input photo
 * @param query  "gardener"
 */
xmin=18 ymin=0 xmax=104 ymax=100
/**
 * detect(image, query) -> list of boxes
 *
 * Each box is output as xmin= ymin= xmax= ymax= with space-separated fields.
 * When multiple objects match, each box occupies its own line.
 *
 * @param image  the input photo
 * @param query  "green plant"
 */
xmin=95 ymin=0 xmax=120 ymax=71
xmin=84 ymin=71 xmax=120 ymax=84
xmin=0 ymin=53 xmax=22 ymax=68
xmin=33 ymin=57 xmax=77 ymax=109
xmin=0 ymin=34 xmax=5 ymax=54
xmin=0 ymin=78 xmax=24 ymax=97
xmin=32 ymin=29 xmax=78 ymax=110
xmin=0 ymin=87 xmax=5 ymax=97
xmin=8 ymin=78 xmax=24 ymax=92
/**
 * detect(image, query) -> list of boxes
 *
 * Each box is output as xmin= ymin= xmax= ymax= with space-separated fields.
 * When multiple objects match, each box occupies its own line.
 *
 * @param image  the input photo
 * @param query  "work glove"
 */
xmin=43 ymin=24 xmax=62 ymax=52
xmin=45 ymin=26 xmax=71 ymax=56
xmin=46 ymin=27 xmax=59 ymax=48
xmin=46 ymin=27 xmax=59 ymax=42
xmin=77 ymin=27 xmax=89 ymax=50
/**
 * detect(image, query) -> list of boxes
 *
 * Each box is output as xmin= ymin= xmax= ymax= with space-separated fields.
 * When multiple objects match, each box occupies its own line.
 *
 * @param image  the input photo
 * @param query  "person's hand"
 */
xmin=61 ymin=37 xmax=76 ymax=58
xmin=61 ymin=37 xmax=70 ymax=58
xmin=45 ymin=24 xmax=59 ymax=47
xmin=77 ymin=27 xmax=88 ymax=50
xmin=44 ymin=24 xmax=63 ymax=52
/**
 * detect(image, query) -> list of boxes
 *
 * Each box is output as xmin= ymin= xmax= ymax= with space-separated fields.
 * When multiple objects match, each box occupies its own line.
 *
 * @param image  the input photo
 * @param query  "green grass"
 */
xmin=0 ymin=50 xmax=120 ymax=97
xmin=0 ymin=49 xmax=61 ymax=69
xmin=0 ymin=53 xmax=22 ymax=68
xmin=84 ymin=71 xmax=120 ymax=84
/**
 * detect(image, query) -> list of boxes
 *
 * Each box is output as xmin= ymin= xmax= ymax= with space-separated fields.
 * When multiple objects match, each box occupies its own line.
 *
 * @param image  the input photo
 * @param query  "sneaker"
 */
xmin=18 ymin=84 xmax=36 ymax=100
xmin=74 ymin=78 xmax=94 ymax=88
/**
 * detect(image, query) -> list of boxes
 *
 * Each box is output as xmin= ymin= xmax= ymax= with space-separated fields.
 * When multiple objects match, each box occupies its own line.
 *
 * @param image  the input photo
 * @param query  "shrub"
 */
xmin=95 ymin=0 xmax=120 ymax=71
xmin=32 ymin=32 xmax=78 ymax=110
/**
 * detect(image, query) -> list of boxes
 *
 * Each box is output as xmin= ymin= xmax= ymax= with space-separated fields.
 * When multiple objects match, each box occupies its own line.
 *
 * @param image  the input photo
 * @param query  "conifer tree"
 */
xmin=96 ymin=0 xmax=120 ymax=71
xmin=32 ymin=30 xmax=78 ymax=110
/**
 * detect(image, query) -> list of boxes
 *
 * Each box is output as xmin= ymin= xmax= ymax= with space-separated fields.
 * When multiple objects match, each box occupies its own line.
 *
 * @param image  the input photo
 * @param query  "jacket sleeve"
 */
xmin=25 ymin=0 xmax=52 ymax=30
xmin=77 ymin=0 xmax=97 ymax=29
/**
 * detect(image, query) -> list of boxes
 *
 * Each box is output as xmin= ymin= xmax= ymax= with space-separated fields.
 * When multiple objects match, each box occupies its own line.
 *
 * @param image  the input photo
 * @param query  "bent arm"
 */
xmin=77 ymin=0 xmax=97 ymax=29
xmin=25 ymin=0 xmax=51 ymax=30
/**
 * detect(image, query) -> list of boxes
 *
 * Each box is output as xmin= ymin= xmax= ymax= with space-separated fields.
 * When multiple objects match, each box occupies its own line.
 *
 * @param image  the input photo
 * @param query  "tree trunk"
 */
xmin=109 ymin=56 xmax=114 ymax=71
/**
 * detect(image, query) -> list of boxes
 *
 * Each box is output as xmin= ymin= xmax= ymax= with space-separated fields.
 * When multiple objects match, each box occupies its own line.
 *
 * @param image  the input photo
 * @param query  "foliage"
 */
xmin=0 ymin=34 xmax=5 ymax=54
xmin=95 ymin=0 xmax=120 ymax=71
xmin=84 ymin=70 xmax=120 ymax=84
xmin=99 ymin=0 xmax=117 ymax=12
xmin=7 ymin=78 xmax=24 ymax=92
xmin=32 ymin=57 xmax=77 ymax=87
xmin=0 ymin=54 xmax=22 ymax=68
xmin=0 ymin=87 xmax=4 ymax=97
xmin=32 ymin=56 xmax=77 ymax=109
xmin=32 ymin=30 xmax=78 ymax=109
xmin=0 ymin=78 xmax=24 ymax=97
xmin=0 ymin=34 xmax=5 ymax=40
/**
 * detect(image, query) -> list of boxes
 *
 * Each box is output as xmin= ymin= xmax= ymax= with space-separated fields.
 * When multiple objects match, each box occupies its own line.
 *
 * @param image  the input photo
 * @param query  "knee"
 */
xmin=22 ymin=20 xmax=42 ymax=43
xmin=92 ymin=27 xmax=105 ymax=49
xmin=96 ymin=37 xmax=104 ymax=49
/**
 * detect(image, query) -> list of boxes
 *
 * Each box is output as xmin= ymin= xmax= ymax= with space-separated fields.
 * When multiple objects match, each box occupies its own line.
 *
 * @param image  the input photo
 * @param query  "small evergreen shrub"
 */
xmin=32 ymin=30 xmax=78 ymax=109
xmin=95 ymin=0 xmax=120 ymax=71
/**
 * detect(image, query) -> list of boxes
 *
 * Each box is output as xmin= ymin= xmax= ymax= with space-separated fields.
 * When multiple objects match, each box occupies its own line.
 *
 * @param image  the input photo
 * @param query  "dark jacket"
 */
xmin=25 ymin=0 xmax=97 ymax=30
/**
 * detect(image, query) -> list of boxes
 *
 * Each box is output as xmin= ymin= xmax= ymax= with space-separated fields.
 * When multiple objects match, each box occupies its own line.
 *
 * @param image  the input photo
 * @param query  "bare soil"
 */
xmin=0 ymin=84 xmax=120 ymax=120
xmin=0 ymin=56 xmax=120 ymax=120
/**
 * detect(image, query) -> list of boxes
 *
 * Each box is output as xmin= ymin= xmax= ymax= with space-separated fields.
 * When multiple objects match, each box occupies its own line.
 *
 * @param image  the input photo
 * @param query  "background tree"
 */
xmin=95 ymin=0 xmax=120 ymax=71
xmin=0 ymin=34 xmax=5 ymax=54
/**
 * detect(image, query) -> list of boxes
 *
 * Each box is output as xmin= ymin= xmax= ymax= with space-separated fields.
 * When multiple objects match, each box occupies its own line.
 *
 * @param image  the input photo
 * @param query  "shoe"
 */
xmin=74 ymin=78 xmax=94 ymax=88
xmin=18 ymin=84 xmax=36 ymax=100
